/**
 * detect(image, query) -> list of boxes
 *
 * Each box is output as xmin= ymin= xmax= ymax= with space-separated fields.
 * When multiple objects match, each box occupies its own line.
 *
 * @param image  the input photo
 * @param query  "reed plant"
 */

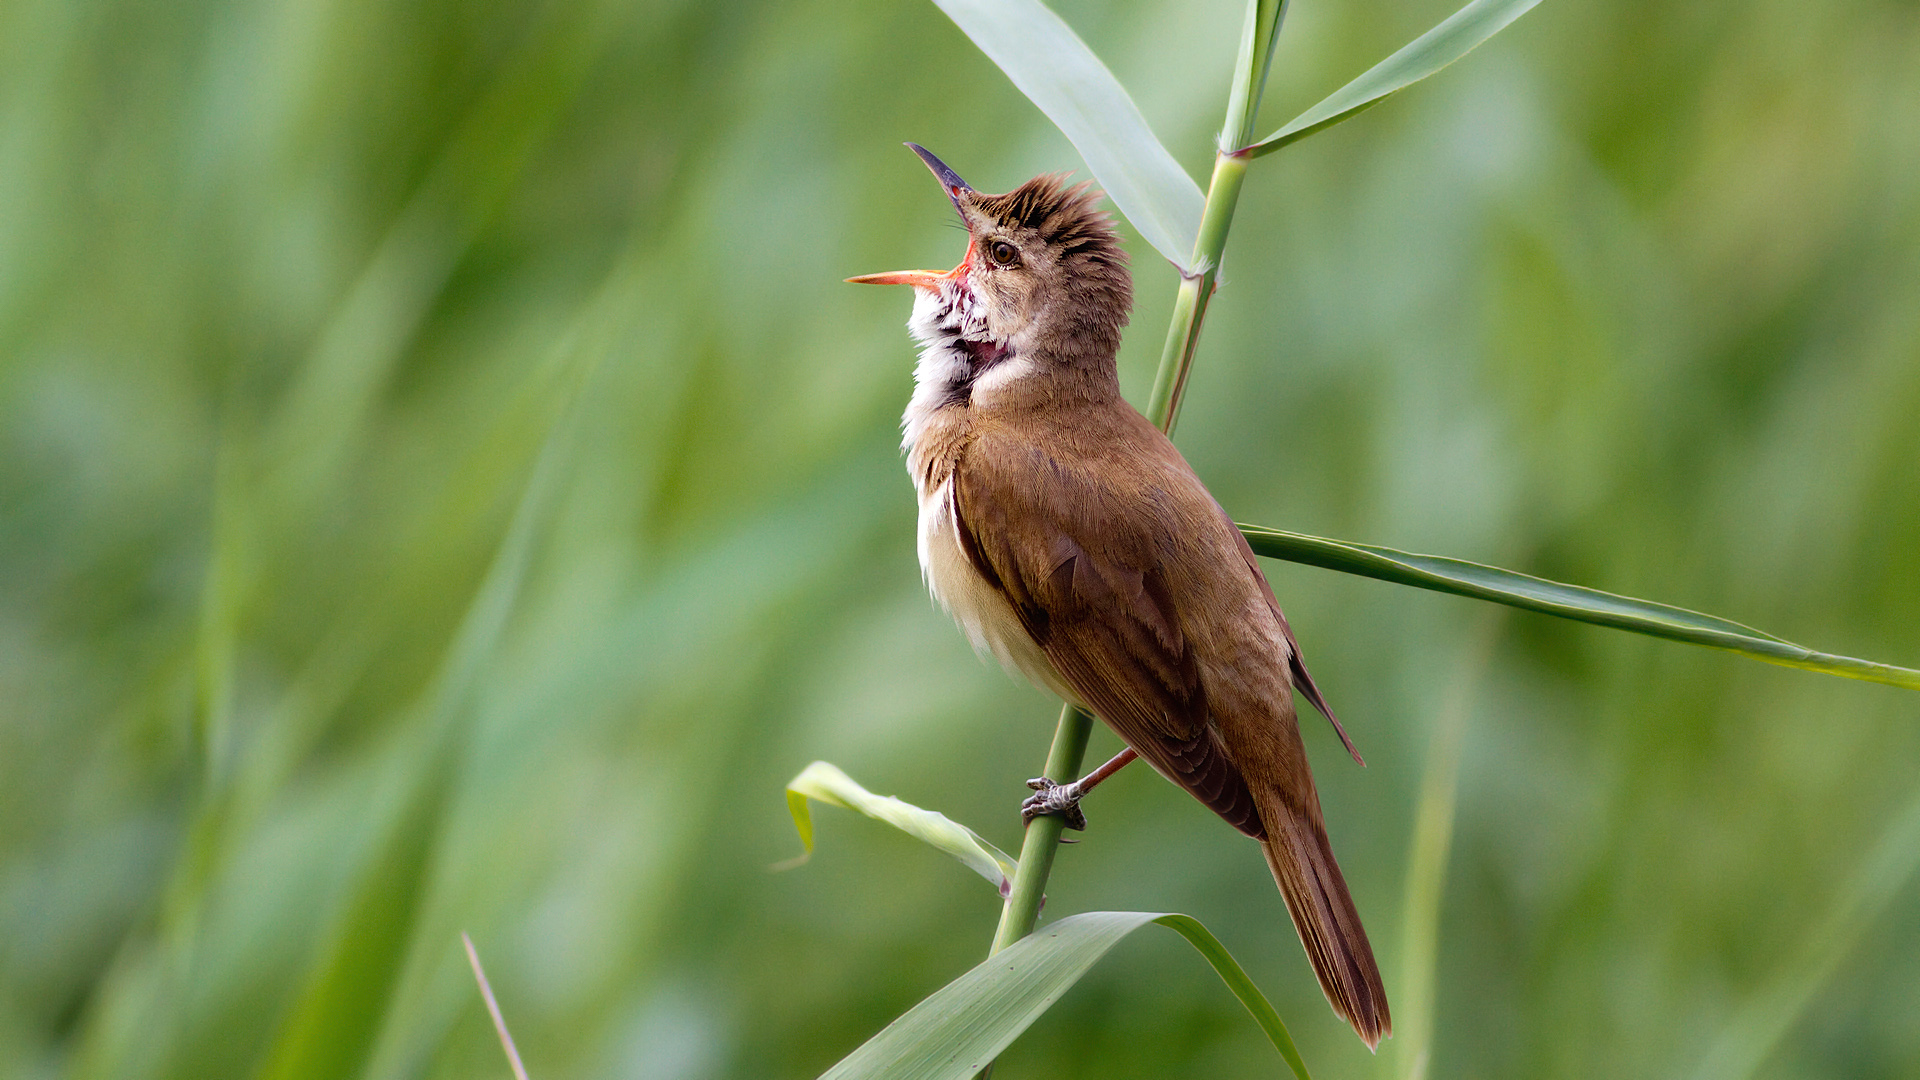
xmin=3 ymin=0 xmax=1917 ymax=1077
xmin=785 ymin=0 xmax=1920 ymax=1077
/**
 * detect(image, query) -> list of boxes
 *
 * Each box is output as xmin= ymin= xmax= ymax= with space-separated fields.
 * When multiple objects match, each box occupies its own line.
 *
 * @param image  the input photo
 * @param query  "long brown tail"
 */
xmin=1257 ymin=791 xmax=1391 ymax=1049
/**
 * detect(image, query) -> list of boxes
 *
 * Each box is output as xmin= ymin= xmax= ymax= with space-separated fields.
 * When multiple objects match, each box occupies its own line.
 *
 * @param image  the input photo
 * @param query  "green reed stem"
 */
xmin=984 ymin=0 xmax=1280 ymax=971
xmin=985 ymin=15 xmax=1277 ymax=976
xmin=985 ymin=151 xmax=1245 ymax=959
xmin=1145 ymin=150 xmax=1250 ymax=433
xmin=989 ymin=703 xmax=1096 ymax=955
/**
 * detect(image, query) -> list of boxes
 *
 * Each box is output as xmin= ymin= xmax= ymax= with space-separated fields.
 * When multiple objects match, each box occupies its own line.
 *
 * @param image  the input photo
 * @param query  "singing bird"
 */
xmin=849 ymin=145 xmax=1389 ymax=1048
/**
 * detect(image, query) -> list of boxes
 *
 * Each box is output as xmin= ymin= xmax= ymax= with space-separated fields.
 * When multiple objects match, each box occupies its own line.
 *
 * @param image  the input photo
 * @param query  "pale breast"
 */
xmin=917 ymin=476 xmax=1078 ymax=704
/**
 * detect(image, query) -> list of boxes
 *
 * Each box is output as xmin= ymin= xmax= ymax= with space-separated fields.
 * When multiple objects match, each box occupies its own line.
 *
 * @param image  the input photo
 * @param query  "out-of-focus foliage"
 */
xmin=0 ymin=0 xmax=1915 ymax=1077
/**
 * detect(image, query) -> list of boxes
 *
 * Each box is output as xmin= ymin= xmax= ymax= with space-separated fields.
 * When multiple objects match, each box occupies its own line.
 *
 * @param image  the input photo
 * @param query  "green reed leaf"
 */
xmin=1240 ymin=524 xmax=1920 ymax=690
xmin=783 ymin=761 xmax=1018 ymax=896
xmin=818 ymin=911 xmax=1312 ymax=1080
xmin=931 ymin=0 xmax=1205 ymax=268
xmin=1247 ymin=0 xmax=1544 ymax=157
xmin=1221 ymin=0 xmax=1292 ymax=152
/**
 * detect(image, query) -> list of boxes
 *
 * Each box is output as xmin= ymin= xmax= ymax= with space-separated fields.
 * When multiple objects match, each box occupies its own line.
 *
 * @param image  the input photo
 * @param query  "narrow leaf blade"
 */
xmin=819 ymin=911 xmax=1312 ymax=1080
xmin=1151 ymin=915 xmax=1313 ymax=1080
xmin=932 ymin=0 xmax=1204 ymax=267
xmin=1240 ymin=524 xmax=1920 ymax=690
xmin=1248 ymin=0 xmax=1544 ymax=157
xmin=461 ymin=933 xmax=531 ymax=1080
xmin=782 ymin=761 xmax=1018 ymax=895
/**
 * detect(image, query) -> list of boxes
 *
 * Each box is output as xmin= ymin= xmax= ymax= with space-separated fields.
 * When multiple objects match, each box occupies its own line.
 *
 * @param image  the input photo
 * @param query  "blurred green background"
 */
xmin=2 ymin=0 xmax=1918 ymax=1077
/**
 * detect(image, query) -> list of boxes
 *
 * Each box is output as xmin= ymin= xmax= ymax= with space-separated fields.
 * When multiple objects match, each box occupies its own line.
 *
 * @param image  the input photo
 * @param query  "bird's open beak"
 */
xmin=905 ymin=142 xmax=972 ymax=213
xmin=846 ymin=240 xmax=973 ymax=290
xmin=846 ymin=143 xmax=976 ymax=290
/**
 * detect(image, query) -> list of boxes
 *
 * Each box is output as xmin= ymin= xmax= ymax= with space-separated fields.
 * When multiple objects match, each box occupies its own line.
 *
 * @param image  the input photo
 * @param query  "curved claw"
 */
xmin=1021 ymin=777 xmax=1088 ymax=831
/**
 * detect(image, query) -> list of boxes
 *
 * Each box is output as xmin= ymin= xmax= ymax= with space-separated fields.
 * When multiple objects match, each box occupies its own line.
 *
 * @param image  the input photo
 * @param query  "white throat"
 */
xmin=899 ymin=282 xmax=1029 ymax=457
xmin=894 ymin=281 xmax=1069 ymax=700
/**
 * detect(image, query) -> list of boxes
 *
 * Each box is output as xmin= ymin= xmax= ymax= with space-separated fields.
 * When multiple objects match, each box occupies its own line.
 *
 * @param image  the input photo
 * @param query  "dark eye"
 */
xmin=988 ymin=239 xmax=1019 ymax=266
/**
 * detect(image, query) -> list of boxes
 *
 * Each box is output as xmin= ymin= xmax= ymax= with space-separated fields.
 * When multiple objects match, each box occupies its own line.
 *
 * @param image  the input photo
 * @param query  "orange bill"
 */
xmin=844 ymin=268 xmax=949 ymax=289
xmin=846 ymin=239 xmax=973 ymax=290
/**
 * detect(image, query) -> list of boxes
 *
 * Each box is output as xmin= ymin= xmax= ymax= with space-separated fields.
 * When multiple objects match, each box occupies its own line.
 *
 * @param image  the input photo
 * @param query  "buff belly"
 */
xmin=917 ymin=478 xmax=1080 ymax=706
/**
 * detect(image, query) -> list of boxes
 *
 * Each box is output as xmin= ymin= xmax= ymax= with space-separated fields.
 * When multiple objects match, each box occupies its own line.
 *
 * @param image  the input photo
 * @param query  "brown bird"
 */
xmin=849 ymin=145 xmax=1390 ymax=1049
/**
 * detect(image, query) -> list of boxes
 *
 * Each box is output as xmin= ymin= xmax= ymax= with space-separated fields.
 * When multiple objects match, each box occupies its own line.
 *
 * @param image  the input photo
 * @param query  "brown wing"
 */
xmin=951 ymin=438 xmax=1264 ymax=839
xmin=950 ymin=416 xmax=1391 ymax=1047
xmin=1223 ymin=515 xmax=1364 ymax=766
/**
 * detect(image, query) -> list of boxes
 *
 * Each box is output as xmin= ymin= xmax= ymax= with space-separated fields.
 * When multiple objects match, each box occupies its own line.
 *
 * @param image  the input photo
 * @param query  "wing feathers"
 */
xmin=950 ymin=468 xmax=1266 ymax=838
xmin=943 ymin=415 xmax=1389 ymax=1048
xmin=1225 ymin=515 xmax=1365 ymax=765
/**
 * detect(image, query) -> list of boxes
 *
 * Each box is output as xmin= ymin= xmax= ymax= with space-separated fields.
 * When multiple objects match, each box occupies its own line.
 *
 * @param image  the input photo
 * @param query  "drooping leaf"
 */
xmin=931 ymin=0 xmax=1205 ymax=268
xmin=818 ymin=911 xmax=1312 ymax=1080
xmin=1247 ymin=0 xmax=1545 ymax=157
xmin=1240 ymin=524 xmax=1920 ymax=690
xmin=783 ymin=761 xmax=1018 ymax=896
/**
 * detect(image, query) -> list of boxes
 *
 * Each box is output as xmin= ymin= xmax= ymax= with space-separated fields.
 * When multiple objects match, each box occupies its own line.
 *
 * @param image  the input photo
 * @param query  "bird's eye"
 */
xmin=988 ymin=239 xmax=1019 ymax=267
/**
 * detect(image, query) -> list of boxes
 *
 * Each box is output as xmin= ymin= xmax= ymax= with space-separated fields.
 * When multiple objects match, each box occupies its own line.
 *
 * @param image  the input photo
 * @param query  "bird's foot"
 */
xmin=1022 ymin=777 xmax=1088 ymax=831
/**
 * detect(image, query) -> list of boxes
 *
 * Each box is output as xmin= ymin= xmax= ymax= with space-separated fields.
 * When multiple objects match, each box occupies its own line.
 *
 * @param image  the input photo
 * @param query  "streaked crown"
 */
xmin=955 ymin=174 xmax=1132 ymax=362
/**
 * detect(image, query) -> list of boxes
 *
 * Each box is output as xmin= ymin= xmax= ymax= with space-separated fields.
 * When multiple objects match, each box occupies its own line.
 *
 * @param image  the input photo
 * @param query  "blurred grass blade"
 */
xmin=462 ymin=933 xmax=531 ymax=1080
xmin=1246 ymin=0 xmax=1544 ymax=157
xmin=783 ymin=761 xmax=1018 ymax=896
xmin=254 ymin=739 xmax=454 ymax=1080
xmin=931 ymin=0 xmax=1205 ymax=268
xmin=819 ymin=911 xmax=1311 ymax=1080
xmin=1396 ymin=610 xmax=1502 ymax=1080
xmin=1687 ymin=783 xmax=1920 ymax=1080
xmin=1241 ymin=525 xmax=1920 ymax=690
xmin=254 ymin=312 xmax=596 ymax=1080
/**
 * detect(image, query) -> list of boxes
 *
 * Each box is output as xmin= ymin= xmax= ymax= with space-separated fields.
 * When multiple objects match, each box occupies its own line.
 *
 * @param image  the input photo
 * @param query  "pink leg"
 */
xmin=1021 ymin=747 xmax=1140 ymax=830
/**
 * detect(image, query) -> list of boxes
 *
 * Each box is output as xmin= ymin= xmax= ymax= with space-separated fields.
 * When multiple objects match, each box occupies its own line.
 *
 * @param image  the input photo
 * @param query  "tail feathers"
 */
xmin=1259 ymin=805 xmax=1391 ymax=1049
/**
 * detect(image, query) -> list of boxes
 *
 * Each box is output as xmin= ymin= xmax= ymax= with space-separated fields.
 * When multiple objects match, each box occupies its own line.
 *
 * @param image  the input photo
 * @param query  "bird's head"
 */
xmin=849 ymin=144 xmax=1132 ymax=365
